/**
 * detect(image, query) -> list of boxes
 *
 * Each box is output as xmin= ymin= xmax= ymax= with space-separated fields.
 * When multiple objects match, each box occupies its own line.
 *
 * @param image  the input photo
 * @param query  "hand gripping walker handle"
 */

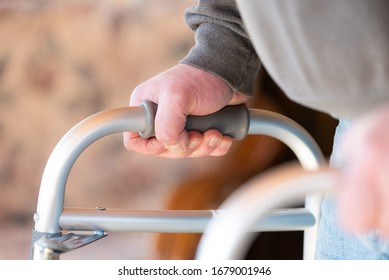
xmin=30 ymin=101 xmax=251 ymax=258
xmin=139 ymin=101 xmax=250 ymax=140
xmin=31 ymin=100 xmax=324 ymax=259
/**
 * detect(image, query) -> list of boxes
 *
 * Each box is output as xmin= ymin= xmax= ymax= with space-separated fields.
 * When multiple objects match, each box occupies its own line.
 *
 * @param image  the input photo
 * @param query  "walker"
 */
xmin=29 ymin=101 xmax=336 ymax=260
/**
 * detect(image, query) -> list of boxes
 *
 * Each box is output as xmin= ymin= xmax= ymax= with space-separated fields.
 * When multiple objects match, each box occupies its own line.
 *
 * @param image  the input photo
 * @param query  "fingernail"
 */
xmin=165 ymin=144 xmax=185 ymax=155
xmin=189 ymin=139 xmax=200 ymax=150
xmin=208 ymin=137 xmax=220 ymax=148
xmin=220 ymin=139 xmax=232 ymax=150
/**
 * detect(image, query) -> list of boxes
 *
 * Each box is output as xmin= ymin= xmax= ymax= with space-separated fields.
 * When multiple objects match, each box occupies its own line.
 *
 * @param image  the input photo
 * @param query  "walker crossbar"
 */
xmin=30 ymin=101 xmax=325 ymax=259
xmin=59 ymin=207 xmax=316 ymax=233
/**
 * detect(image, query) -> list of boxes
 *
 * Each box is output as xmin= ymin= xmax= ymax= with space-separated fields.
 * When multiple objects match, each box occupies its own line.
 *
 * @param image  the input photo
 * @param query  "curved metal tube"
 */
xmin=32 ymin=106 xmax=325 ymax=260
xmin=34 ymin=107 xmax=147 ymax=233
xmin=248 ymin=110 xmax=325 ymax=169
xmin=248 ymin=110 xmax=326 ymax=259
xmin=195 ymin=164 xmax=337 ymax=260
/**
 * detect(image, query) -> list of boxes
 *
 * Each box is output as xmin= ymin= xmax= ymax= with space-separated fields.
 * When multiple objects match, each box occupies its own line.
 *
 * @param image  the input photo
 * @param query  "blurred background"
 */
xmin=0 ymin=0 xmax=337 ymax=260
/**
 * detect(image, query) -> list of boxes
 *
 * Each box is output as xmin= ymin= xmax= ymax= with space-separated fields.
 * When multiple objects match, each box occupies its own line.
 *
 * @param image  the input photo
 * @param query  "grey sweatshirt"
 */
xmin=180 ymin=0 xmax=389 ymax=121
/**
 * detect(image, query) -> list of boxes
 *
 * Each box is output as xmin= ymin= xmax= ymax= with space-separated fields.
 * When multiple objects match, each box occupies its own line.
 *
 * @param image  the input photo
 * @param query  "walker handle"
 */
xmin=31 ymin=100 xmax=324 ymax=260
xmin=139 ymin=101 xmax=250 ymax=140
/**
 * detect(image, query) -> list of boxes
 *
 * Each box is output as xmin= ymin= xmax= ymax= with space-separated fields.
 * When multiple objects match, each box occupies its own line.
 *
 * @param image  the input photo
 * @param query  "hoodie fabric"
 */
xmin=181 ymin=0 xmax=389 ymax=121
xmin=180 ymin=0 xmax=389 ymax=260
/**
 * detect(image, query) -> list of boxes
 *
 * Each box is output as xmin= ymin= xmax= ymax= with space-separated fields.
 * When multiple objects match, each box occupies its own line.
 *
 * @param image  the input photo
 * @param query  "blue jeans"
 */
xmin=315 ymin=120 xmax=389 ymax=259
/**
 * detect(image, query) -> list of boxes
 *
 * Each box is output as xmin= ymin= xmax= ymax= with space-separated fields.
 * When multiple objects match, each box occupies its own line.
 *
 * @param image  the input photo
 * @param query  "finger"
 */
xmin=187 ymin=131 xmax=203 ymax=151
xmin=154 ymin=131 xmax=204 ymax=158
xmin=187 ymin=129 xmax=231 ymax=158
xmin=154 ymin=129 xmax=233 ymax=158
xmin=154 ymin=96 xmax=190 ymax=155
xmin=209 ymin=136 xmax=233 ymax=156
xmin=123 ymin=131 xmax=167 ymax=155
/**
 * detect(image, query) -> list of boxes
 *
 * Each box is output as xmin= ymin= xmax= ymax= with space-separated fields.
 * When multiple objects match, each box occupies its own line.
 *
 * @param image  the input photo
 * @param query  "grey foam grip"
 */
xmin=139 ymin=101 xmax=249 ymax=140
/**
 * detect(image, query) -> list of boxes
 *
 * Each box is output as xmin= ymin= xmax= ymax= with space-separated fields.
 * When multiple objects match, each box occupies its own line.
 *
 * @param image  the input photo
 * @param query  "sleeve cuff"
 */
xmin=180 ymin=22 xmax=260 ymax=96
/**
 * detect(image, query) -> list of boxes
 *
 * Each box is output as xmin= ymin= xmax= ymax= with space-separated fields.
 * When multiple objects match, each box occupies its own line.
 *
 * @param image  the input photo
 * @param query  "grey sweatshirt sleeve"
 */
xmin=179 ymin=0 xmax=260 ymax=96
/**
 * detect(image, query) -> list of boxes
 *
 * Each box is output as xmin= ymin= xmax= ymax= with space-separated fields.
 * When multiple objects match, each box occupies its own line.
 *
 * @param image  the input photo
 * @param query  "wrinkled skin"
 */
xmin=123 ymin=64 xmax=248 ymax=158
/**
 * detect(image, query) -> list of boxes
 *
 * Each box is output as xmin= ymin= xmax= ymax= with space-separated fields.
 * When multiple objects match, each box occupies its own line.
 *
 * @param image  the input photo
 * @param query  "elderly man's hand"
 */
xmin=123 ymin=64 xmax=248 ymax=158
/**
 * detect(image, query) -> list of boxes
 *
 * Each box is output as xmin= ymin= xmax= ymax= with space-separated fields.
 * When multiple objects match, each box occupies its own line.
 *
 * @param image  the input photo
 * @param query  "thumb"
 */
xmin=154 ymin=97 xmax=190 ymax=155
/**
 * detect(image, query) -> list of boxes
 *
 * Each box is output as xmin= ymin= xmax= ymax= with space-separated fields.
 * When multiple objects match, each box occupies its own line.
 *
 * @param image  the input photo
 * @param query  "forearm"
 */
xmin=180 ymin=0 xmax=260 ymax=96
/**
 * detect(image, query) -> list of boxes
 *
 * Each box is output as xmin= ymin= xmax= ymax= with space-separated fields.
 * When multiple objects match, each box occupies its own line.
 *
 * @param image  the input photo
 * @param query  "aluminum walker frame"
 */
xmin=29 ymin=101 xmax=335 ymax=260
